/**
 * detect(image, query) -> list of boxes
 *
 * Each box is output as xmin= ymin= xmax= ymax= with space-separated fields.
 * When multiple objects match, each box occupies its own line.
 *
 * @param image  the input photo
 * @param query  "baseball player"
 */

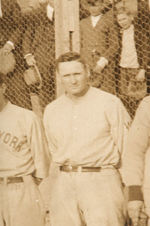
xmin=0 ymin=73 xmax=49 ymax=226
xmin=43 ymin=52 xmax=131 ymax=226
xmin=122 ymin=96 xmax=150 ymax=226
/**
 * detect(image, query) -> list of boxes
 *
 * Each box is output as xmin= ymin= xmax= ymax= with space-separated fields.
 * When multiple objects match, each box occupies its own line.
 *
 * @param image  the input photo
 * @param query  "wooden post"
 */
xmin=54 ymin=0 xmax=80 ymax=96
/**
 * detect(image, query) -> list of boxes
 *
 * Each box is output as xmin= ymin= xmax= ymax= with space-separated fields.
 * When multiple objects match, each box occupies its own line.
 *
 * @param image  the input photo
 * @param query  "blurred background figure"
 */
xmin=80 ymin=0 xmax=119 ymax=95
xmin=115 ymin=5 xmax=149 ymax=118
xmin=23 ymin=0 xmax=55 ymax=110
xmin=0 ymin=0 xmax=32 ymax=109
xmin=0 ymin=0 xmax=55 ymax=110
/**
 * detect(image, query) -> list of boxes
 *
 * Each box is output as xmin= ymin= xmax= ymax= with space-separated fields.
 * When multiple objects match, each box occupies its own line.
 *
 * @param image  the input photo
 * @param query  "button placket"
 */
xmin=72 ymin=105 xmax=78 ymax=133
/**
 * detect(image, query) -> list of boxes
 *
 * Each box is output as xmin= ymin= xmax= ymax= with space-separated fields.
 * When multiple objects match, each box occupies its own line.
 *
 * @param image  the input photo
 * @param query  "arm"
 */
xmin=121 ymin=97 xmax=150 ymax=225
xmin=28 ymin=112 xmax=50 ymax=179
xmin=4 ymin=1 xmax=23 ymax=48
xmin=43 ymin=106 xmax=58 ymax=158
xmin=106 ymin=98 xmax=131 ymax=163
xmin=122 ymin=98 xmax=150 ymax=188
xmin=96 ymin=10 xmax=119 ymax=68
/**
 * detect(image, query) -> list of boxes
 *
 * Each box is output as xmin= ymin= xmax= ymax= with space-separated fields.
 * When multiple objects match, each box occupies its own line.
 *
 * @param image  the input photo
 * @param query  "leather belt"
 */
xmin=0 ymin=176 xmax=23 ymax=184
xmin=60 ymin=165 xmax=101 ymax=172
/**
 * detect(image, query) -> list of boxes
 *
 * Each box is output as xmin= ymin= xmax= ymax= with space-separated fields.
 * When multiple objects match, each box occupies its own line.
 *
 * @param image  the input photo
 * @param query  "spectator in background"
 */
xmin=116 ymin=7 xmax=149 ymax=118
xmin=137 ymin=0 xmax=150 ymax=94
xmin=1 ymin=0 xmax=55 ymax=110
xmin=23 ymin=0 xmax=55 ymax=110
xmin=121 ymin=96 xmax=150 ymax=226
xmin=0 ymin=0 xmax=21 ymax=50
xmin=80 ymin=0 xmax=119 ymax=95
xmin=0 ymin=0 xmax=32 ymax=109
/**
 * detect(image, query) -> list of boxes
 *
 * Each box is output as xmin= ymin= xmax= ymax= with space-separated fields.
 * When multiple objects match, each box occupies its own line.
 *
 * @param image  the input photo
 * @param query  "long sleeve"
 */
xmin=28 ymin=113 xmax=50 ymax=178
xmin=1 ymin=0 xmax=23 ymax=45
xmin=106 ymin=98 xmax=131 ymax=169
xmin=22 ymin=16 xmax=36 ymax=56
xmin=122 ymin=97 xmax=150 ymax=187
xmin=43 ymin=108 xmax=58 ymax=156
xmin=97 ymin=10 xmax=119 ymax=62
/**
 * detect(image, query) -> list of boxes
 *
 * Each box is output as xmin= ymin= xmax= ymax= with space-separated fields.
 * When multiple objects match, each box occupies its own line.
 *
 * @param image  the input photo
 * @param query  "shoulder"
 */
xmin=91 ymin=87 xmax=119 ymax=103
xmin=44 ymin=95 xmax=66 ymax=116
xmin=102 ymin=10 xmax=114 ymax=22
xmin=138 ymin=96 xmax=150 ymax=110
xmin=90 ymin=87 xmax=123 ymax=111
xmin=10 ymin=103 xmax=37 ymax=121
xmin=132 ymin=96 xmax=150 ymax=126
xmin=80 ymin=16 xmax=90 ymax=26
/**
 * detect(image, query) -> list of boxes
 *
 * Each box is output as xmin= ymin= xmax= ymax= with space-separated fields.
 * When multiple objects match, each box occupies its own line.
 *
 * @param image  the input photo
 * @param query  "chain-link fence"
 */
xmin=0 ymin=0 xmax=56 ymax=112
xmin=0 ymin=0 xmax=149 ymax=119
xmin=80 ymin=0 xmax=150 ymax=118
xmin=0 ymin=1 xmax=149 ymax=226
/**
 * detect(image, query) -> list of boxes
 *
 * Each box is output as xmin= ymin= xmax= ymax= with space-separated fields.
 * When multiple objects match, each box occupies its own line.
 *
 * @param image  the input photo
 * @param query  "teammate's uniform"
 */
xmin=122 ymin=96 xmax=150 ymax=225
xmin=43 ymin=87 xmax=131 ymax=226
xmin=0 ymin=101 xmax=49 ymax=226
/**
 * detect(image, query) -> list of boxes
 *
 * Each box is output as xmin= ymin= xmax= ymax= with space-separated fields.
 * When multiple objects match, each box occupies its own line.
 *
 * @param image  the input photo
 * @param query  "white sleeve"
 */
xmin=121 ymin=98 xmax=150 ymax=186
xmin=28 ymin=112 xmax=50 ymax=178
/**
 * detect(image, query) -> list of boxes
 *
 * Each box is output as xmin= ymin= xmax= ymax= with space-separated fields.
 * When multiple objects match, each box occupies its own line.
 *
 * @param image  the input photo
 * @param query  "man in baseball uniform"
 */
xmin=122 ymin=96 xmax=150 ymax=226
xmin=0 ymin=73 xmax=49 ymax=226
xmin=43 ymin=52 xmax=131 ymax=226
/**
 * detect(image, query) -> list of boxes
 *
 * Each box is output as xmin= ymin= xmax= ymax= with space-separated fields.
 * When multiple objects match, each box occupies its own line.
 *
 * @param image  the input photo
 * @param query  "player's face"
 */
xmin=117 ymin=13 xmax=133 ymax=30
xmin=58 ymin=61 xmax=89 ymax=98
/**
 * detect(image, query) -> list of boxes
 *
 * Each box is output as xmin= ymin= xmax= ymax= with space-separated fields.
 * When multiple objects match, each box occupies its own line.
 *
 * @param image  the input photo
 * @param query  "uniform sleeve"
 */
xmin=106 ymin=98 xmax=131 ymax=163
xmin=121 ymin=98 xmax=150 ymax=200
xmin=28 ymin=112 xmax=50 ymax=178
xmin=43 ymin=107 xmax=58 ymax=157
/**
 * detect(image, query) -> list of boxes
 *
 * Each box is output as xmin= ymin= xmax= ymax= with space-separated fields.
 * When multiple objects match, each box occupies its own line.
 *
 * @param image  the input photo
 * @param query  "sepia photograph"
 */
xmin=0 ymin=0 xmax=150 ymax=225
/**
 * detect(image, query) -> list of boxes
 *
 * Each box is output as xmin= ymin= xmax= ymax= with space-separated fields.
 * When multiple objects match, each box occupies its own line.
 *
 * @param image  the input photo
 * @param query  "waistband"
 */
xmin=0 ymin=176 xmax=23 ymax=185
xmin=59 ymin=165 xmax=115 ymax=173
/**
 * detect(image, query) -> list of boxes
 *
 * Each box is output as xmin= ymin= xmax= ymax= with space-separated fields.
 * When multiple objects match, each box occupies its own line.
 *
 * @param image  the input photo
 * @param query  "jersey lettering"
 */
xmin=10 ymin=136 xmax=19 ymax=148
xmin=3 ymin=133 xmax=11 ymax=144
xmin=0 ymin=130 xmax=27 ymax=152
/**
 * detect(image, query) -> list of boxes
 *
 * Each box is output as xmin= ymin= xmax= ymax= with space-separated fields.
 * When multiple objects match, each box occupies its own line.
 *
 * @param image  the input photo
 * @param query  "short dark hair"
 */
xmin=0 ymin=72 xmax=4 ymax=86
xmin=56 ymin=52 xmax=87 ymax=71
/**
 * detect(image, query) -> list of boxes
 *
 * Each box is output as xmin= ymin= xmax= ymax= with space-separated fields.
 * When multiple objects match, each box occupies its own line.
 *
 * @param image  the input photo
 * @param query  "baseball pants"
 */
xmin=0 ymin=175 xmax=45 ymax=226
xmin=49 ymin=167 xmax=126 ymax=226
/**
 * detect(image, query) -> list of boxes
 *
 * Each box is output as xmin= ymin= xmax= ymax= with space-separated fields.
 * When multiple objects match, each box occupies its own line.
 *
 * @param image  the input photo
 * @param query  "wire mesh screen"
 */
xmin=0 ymin=0 xmax=55 ymax=111
xmin=79 ymin=0 xmax=150 ymax=118
xmin=0 ymin=0 xmax=149 ymax=119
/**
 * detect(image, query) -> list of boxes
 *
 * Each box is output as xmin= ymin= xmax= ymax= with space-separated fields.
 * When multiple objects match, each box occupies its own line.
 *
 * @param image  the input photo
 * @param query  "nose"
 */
xmin=70 ymin=75 xmax=77 ymax=84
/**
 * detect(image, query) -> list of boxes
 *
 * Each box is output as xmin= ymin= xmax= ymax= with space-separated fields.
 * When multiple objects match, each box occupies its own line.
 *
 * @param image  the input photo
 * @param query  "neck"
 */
xmin=67 ymin=85 xmax=90 ymax=101
xmin=0 ymin=98 xmax=8 ymax=112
